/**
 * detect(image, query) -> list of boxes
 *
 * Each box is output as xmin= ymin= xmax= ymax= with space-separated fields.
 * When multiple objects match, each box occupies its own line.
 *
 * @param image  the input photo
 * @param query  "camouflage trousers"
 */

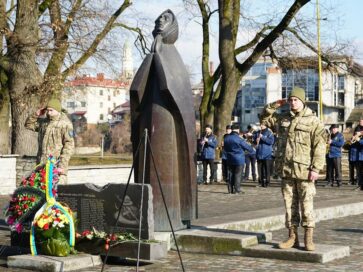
xmin=281 ymin=179 xmax=316 ymax=228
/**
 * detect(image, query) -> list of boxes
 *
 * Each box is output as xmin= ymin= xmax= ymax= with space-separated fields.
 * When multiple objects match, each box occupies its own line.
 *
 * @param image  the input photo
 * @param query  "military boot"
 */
xmin=278 ymin=226 xmax=299 ymax=249
xmin=304 ymin=227 xmax=315 ymax=251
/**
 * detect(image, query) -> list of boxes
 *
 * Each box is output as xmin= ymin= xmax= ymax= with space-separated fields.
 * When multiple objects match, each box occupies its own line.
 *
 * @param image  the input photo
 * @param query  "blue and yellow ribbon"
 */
xmin=30 ymin=156 xmax=75 ymax=255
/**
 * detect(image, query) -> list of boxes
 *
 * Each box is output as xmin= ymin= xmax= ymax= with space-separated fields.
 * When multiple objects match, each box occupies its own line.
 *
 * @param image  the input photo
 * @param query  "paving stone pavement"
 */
xmin=1 ymin=182 xmax=362 ymax=271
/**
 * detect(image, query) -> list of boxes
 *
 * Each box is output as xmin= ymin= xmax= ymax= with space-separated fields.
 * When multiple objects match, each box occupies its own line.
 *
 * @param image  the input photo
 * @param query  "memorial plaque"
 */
xmin=57 ymin=183 xmax=154 ymax=239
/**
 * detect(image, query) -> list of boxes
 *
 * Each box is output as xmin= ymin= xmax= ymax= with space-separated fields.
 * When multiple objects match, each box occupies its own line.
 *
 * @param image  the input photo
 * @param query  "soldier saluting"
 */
xmin=25 ymin=98 xmax=75 ymax=184
xmin=260 ymin=87 xmax=326 ymax=251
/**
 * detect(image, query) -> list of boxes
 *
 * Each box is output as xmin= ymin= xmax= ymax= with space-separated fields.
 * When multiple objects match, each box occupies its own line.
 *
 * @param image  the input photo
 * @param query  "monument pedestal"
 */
xmin=7 ymin=254 xmax=102 ymax=272
xmin=76 ymin=239 xmax=168 ymax=261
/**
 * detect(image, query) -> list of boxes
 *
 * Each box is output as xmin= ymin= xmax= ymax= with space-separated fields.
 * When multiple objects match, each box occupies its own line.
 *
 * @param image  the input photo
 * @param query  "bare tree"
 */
xmin=187 ymin=0 xmax=351 ymax=142
xmin=188 ymin=0 xmax=310 ymax=139
xmin=0 ymin=0 xmax=141 ymax=155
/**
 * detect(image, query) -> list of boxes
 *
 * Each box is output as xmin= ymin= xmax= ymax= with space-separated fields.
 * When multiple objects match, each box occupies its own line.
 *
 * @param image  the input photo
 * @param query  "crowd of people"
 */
xmin=198 ymin=87 xmax=363 ymax=252
xmin=199 ymin=104 xmax=363 ymax=192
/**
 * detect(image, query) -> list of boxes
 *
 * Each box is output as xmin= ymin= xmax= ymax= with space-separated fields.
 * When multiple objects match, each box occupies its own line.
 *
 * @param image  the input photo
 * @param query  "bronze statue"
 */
xmin=130 ymin=9 xmax=197 ymax=231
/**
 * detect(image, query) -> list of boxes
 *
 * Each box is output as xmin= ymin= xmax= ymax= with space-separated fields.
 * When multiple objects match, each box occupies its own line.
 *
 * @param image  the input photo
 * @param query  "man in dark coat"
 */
xmin=355 ymin=116 xmax=363 ymax=190
xmin=224 ymin=124 xmax=255 ymax=194
xmin=221 ymin=125 xmax=232 ymax=182
xmin=254 ymin=122 xmax=275 ymax=187
xmin=326 ymin=124 xmax=345 ymax=187
xmin=130 ymin=10 xmax=196 ymax=231
xmin=200 ymin=125 xmax=218 ymax=184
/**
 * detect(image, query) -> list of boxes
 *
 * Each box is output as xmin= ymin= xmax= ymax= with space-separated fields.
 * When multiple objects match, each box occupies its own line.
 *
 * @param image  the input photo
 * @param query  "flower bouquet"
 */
xmin=75 ymin=227 xmax=137 ymax=254
xmin=28 ymin=156 xmax=75 ymax=256
xmin=4 ymin=158 xmax=60 ymax=234
xmin=32 ymin=205 xmax=76 ymax=257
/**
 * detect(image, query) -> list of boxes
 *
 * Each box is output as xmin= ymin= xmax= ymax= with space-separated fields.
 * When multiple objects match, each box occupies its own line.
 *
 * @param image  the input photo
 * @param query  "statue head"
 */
xmin=152 ymin=9 xmax=178 ymax=44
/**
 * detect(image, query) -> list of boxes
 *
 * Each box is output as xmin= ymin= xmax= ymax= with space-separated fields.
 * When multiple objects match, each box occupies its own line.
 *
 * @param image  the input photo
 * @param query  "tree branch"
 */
xmin=197 ymin=0 xmax=212 ymax=86
xmin=38 ymin=0 xmax=54 ymax=17
xmin=1 ymin=0 xmax=12 ymax=46
xmin=237 ymin=0 xmax=311 ymax=72
xmin=235 ymin=25 xmax=272 ymax=55
xmin=112 ymin=22 xmax=149 ymax=55
xmin=61 ymin=0 xmax=132 ymax=79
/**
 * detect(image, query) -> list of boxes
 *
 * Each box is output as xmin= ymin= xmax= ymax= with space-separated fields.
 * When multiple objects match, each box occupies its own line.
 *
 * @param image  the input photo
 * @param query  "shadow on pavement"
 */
xmin=333 ymin=228 xmax=363 ymax=234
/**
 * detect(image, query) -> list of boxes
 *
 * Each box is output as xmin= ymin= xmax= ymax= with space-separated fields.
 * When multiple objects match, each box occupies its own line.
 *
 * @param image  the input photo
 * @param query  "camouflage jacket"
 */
xmin=260 ymin=102 xmax=326 ymax=180
xmin=25 ymin=112 xmax=75 ymax=172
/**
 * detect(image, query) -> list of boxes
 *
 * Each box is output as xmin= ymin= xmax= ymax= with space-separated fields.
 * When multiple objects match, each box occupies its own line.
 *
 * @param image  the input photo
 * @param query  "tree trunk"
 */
xmin=0 ymin=87 xmax=10 ymax=153
xmin=8 ymin=0 xmax=43 ymax=155
xmin=214 ymin=70 xmax=241 ymax=143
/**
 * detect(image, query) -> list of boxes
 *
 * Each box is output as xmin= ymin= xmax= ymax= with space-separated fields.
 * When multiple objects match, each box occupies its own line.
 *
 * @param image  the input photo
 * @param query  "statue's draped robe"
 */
xmin=130 ymin=37 xmax=197 ymax=231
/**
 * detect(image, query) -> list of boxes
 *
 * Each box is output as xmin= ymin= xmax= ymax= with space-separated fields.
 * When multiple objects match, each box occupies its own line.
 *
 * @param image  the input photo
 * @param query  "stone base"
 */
xmin=11 ymin=230 xmax=30 ymax=248
xmin=7 ymin=254 xmax=102 ymax=272
xmin=243 ymin=242 xmax=350 ymax=263
xmin=172 ymin=229 xmax=271 ymax=255
xmin=76 ymin=239 xmax=168 ymax=261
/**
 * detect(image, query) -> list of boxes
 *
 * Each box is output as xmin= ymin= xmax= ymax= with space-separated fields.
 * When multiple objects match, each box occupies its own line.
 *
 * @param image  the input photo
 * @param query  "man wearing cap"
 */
xmin=260 ymin=87 xmax=326 ymax=251
xmin=200 ymin=125 xmax=218 ymax=184
xmin=326 ymin=124 xmax=344 ymax=187
xmin=220 ymin=125 xmax=232 ymax=182
xmin=224 ymin=124 xmax=255 ymax=194
xmin=25 ymin=98 xmax=75 ymax=184
xmin=244 ymin=124 xmax=258 ymax=182
xmin=355 ymin=116 xmax=363 ymax=190
xmin=253 ymin=121 xmax=275 ymax=187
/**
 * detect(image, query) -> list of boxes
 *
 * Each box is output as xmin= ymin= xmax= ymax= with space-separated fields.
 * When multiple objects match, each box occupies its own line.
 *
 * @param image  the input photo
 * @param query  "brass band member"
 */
xmin=326 ymin=124 xmax=345 ymax=187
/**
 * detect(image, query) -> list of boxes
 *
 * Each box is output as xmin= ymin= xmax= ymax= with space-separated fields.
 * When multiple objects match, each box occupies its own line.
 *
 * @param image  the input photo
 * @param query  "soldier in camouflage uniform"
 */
xmin=260 ymin=87 xmax=326 ymax=251
xmin=25 ymin=98 xmax=75 ymax=184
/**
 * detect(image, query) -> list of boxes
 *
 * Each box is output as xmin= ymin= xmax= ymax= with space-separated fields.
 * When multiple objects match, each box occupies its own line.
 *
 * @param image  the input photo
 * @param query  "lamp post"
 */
xmin=316 ymin=0 xmax=324 ymax=121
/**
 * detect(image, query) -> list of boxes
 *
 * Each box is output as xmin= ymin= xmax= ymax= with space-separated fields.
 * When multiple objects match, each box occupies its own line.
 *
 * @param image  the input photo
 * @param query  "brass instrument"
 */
xmin=244 ymin=125 xmax=257 ymax=144
xmin=351 ymin=131 xmax=362 ymax=143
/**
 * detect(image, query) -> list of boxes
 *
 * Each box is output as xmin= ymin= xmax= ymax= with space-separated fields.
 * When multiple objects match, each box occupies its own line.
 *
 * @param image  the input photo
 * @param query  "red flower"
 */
xmin=41 ymin=185 xmax=46 ymax=190
xmin=43 ymin=223 xmax=49 ymax=230
xmin=30 ymin=196 xmax=36 ymax=202
xmin=17 ymin=211 xmax=22 ymax=216
xmin=23 ymin=204 xmax=29 ymax=209
xmin=82 ymin=230 xmax=91 ymax=236
xmin=29 ymin=181 xmax=35 ymax=187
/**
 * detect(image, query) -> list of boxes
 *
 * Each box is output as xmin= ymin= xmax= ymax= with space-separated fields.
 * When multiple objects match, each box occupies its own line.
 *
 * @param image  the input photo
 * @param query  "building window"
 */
xmin=113 ymin=103 xmax=116 ymax=108
xmin=338 ymin=75 xmax=345 ymax=90
xmin=338 ymin=92 xmax=344 ymax=105
xmin=338 ymin=109 xmax=344 ymax=122
xmin=282 ymin=69 xmax=318 ymax=102
xmin=108 ymin=108 xmax=111 ymax=114
xmin=108 ymin=95 xmax=111 ymax=101
xmin=99 ymin=89 xmax=103 ymax=95
xmin=100 ymin=114 xmax=104 ymax=121
xmin=67 ymin=102 xmax=75 ymax=108
xmin=100 ymin=102 xmax=103 ymax=108
xmin=81 ymin=101 xmax=86 ymax=107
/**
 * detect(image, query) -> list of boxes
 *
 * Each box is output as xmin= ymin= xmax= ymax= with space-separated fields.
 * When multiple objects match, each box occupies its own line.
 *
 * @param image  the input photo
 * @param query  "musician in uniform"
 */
xmin=355 ymin=116 xmax=363 ymax=190
xmin=326 ymin=124 xmax=345 ymax=187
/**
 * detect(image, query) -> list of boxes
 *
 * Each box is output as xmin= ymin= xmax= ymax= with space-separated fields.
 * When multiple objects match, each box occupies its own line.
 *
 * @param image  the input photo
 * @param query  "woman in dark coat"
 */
xmin=130 ymin=10 xmax=197 ymax=231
